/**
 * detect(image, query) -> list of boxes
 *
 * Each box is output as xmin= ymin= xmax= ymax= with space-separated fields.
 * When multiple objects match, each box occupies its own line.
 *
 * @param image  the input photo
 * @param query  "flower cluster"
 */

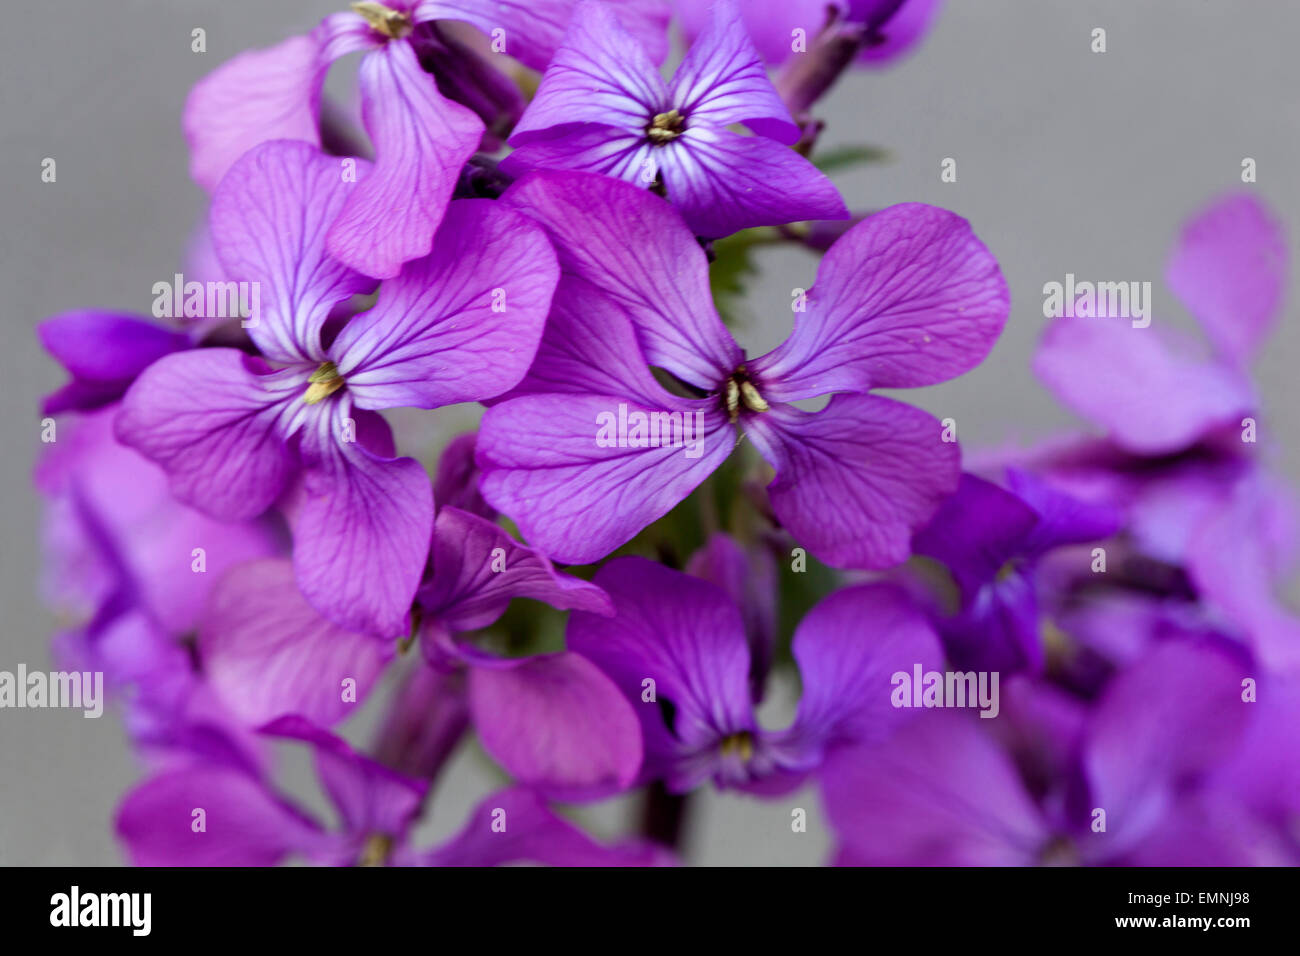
xmin=35 ymin=0 xmax=1298 ymax=866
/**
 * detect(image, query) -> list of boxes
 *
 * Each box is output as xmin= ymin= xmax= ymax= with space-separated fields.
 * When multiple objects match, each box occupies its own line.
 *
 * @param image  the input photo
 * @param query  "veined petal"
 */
xmin=327 ymin=40 xmax=483 ymax=279
xmin=508 ymin=0 xmax=667 ymax=140
xmin=292 ymin=401 xmax=434 ymax=637
xmin=210 ymin=140 xmax=377 ymax=363
xmin=332 ymin=200 xmax=557 ymax=409
xmin=661 ymin=127 xmax=848 ymax=238
xmin=478 ymin=393 xmax=731 ymax=565
xmin=503 ymin=170 xmax=742 ymax=389
xmin=669 ymin=0 xmax=800 ymax=142
xmin=419 ymin=507 xmax=611 ymax=632
xmin=200 ymin=559 xmax=391 ymax=727
xmin=115 ymin=349 xmax=296 ymax=522
xmin=39 ymin=311 xmax=188 ymax=415
xmin=749 ymin=203 xmax=1008 ymax=401
xmin=746 ymin=394 xmax=959 ymax=569
xmin=468 ymin=652 xmax=642 ymax=799
xmin=499 ymin=124 xmax=653 ymax=183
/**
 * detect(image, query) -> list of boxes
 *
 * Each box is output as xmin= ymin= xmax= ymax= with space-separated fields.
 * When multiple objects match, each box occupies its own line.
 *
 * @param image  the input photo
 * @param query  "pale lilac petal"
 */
xmin=292 ymin=400 xmax=434 ymax=637
xmin=1166 ymin=193 xmax=1286 ymax=366
xmin=331 ymin=200 xmax=557 ymax=409
xmin=821 ymin=712 xmax=1050 ymax=866
xmin=746 ymin=394 xmax=960 ymax=569
xmin=478 ymin=393 xmax=731 ymax=564
xmin=503 ymin=170 xmax=742 ymax=390
xmin=749 ymin=203 xmax=1009 ymax=401
xmin=669 ymin=0 xmax=800 ymax=142
xmin=661 ymin=127 xmax=847 ymax=237
xmin=115 ymin=350 xmax=295 ymax=521
xmin=327 ymin=40 xmax=483 ymax=279
xmin=778 ymin=583 xmax=945 ymax=766
xmin=419 ymin=507 xmax=611 ymax=631
xmin=1034 ymin=317 xmax=1254 ymax=455
xmin=210 ymin=140 xmax=378 ymax=363
xmin=508 ymin=0 xmax=667 ymax=140
xmin=116 ymin=766 xmax=323 ymax=866
xmin=184 ymin=33 xmax=328 ymax=192
xmin=425 ymin=787 xmax=672 ymax=866
xmin=200 ymin=559 xmax=391 ymax=727
xmin=677 ymin=0 xmax=843 ymax=66
xmin=371 ymin=665 xmax=470 ymax=782
xmin=468 ymin=652 xmax=642 ymax=798
xmin=261 ymin=716 xmax=427 ymax=840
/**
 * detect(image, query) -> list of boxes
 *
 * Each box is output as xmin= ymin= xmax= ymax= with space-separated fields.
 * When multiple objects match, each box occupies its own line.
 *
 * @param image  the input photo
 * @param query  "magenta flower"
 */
xmin=185 ymin=0 xmax=668 ymax=277
xmin=116 ymin=716 xmax=666 ymax=867
xmin=478 ymin=170 xmax=1009 ymax=568
xmin=567 ymin=557 xmax=943 ymax=792
xmin=116 ymin=141 xmax=558 ymax=638
xmin=501 ymin=0 xmax=847 ymax=237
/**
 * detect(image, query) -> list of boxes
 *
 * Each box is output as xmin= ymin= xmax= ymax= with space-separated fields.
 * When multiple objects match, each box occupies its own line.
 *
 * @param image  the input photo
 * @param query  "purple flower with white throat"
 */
xmin=501 ymin=0 xmax=848 ymax=237
xmin=184 ymin=0 xmax=669 ymax=278
xmin=478 ymin=170 xmax=1009 ymax=569
xmin=115 ymin=140 xmax=558 ymax=638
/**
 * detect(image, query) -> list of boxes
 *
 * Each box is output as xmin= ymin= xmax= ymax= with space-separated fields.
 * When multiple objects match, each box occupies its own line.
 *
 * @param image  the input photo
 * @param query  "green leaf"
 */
xmin=812 ymin=144 xmax=891 ymax=173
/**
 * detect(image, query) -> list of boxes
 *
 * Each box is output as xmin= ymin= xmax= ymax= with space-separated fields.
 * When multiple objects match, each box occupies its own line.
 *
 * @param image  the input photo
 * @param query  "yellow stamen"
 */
xmin=719 ymin=731 xmax=754 ymax=762
xmin=351 ymin=1 xmax=413 ymax=39
xmin=646 ymin=109 xmax=685 ymax=145
xmin=358 ymin=833 xmax=393 ymax=867
xmin=303 ymin=361 xmax=345 ymax=405
xmin=739 ymin=380 xmax=769 ymax=413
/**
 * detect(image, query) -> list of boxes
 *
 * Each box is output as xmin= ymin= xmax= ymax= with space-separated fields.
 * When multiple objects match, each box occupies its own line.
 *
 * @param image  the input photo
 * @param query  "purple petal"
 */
xmin=669 ymin=0 xmax=800 ymax=142
xmin=210 ymin=140 xmax=378 ymax=363
xmin=567 ymin=557 xmax=756 ymax=788
xmin=292 ymin=401 xmax=433 ymax=637
xmin=261 ymin=716 xmax=427 ymax=841
xmin=503 ymin=170 xmax=742 ymax=390
xmin=432 ymin=432 xmax=493 ymax=519
xmin=478 ymin=392 xmax=730 ymax=564
xmin=115 ymin=349 xmax=295 ymax=521
xmin=419 ymin=507 xmax=611 ymax=631
xmin=468 ymin=651 xmax=642 ymax=799
xmin=425 ymin=786 xmax=672 ymax=866
xmin=1166 ymin=193 xmax=1286 ymax=366
xmin=675 ymin=0 xmax=840 ymax=66
xmin=779 ymin=583 xmax=945 ymax=765
xmin=331 ymin=199 xmax=557 ymax=409
xmin=821 ymin=712 xmax=1050 ymax=866
xmin=508 ymin=0 xmax=667 ymax=140
xmin=326 ymin=41 xmax=483 ymax=279
xmin=661 ymin=127 xmax=848 ymax=237
xmin=200 ymin=558 xmax=391 ymax=727
xmin=1005 ymin=467 xmax=1122 ymax=558
xmin=499 ymin=124 xmax=652 ymax=184
xmin=855 ymin=0 xmax=944 ymax=67
xmin=749 ymin=203 xmax=1009 ymax=402
xmin=686 ymin=532 xmax=777 ymax=700
xmin=371 ymin=664 xmax=470 ymax=782
xmin=1083 ymin=638 xmax=1252 ymax=855
xmin=116 ymin=765 xmax=323 ymax=866
xmin=746 ymin=394 xmax=960 ymax=569
xmin=39 ymin=311 xmax=189 ymax=415
xmin=183 ymin=33 xmax=329 ymax=192
xmin=1034 ymin=318 xmax=1254 ymax=456
xmin=416 ymin=0 xmax=671 ymax=71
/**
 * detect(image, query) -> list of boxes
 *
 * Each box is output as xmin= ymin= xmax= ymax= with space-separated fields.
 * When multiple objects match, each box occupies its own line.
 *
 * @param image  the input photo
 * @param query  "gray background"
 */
xmin=1 ymin=0 xmax=1296 ymax=865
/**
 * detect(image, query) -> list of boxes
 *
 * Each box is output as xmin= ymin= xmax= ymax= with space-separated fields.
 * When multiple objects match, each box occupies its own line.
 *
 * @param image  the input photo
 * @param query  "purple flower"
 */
xmin=502 ymin=0 xmax=847 ymax=237
xmin=822 ymin=637 xmax=1299 ymax=865
xmin=566 ymin=557 xmax=944 ymax=792
xmin=116 ymin=140 xmax=558 ymax=637
xmin=115 ymin=716 xmax=666 ymax=866
xmin=912 ymin=469 xmax=1120 ymax=674
xmin=198 ymin=493 xmax=641 ymax=798
xmin=478 ymin=170 xmax=1009 ymax=568
xmin=184 ymin=0 xmax=669 ymax=277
